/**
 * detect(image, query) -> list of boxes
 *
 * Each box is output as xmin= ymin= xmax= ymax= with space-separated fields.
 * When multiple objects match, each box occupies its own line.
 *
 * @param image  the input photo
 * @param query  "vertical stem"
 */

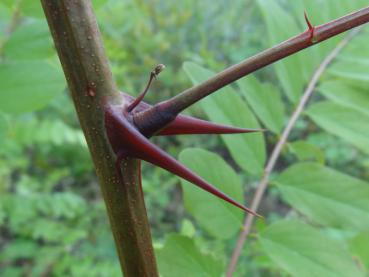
xmin=41 ymin=1 xmax=158 ymax=276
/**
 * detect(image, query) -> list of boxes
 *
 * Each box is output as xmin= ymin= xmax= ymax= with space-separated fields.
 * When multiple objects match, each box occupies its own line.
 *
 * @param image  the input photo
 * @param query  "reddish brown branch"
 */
xmin=138 ymin=6 xmax=369 ymax=121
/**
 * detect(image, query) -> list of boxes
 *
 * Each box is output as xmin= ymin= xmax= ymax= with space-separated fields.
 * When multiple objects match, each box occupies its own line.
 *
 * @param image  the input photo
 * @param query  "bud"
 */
xmin=153 ymin=64 xmax=165 ymax=76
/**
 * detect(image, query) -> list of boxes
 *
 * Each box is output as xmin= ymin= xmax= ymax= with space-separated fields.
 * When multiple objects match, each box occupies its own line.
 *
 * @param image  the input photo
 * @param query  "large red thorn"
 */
xmin=105 ymin=105 xmax=261 ymax=217
xmin=159 ymin=115 xmax=262 ymax=135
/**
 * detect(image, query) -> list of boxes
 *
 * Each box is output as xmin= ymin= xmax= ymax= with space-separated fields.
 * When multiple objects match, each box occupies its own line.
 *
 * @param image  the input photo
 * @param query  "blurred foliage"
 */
xmin=0 ymin=0 xmax=368 ymax=276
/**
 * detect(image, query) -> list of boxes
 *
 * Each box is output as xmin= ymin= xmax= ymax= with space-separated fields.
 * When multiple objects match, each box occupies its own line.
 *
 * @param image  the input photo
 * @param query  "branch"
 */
xmin=41 ymin=1 xmax=158 ymax=276
xmin=149 ymin=6 xmax=369 ymax=117
xmin=225 ymin=27 xmax=361 ymax=277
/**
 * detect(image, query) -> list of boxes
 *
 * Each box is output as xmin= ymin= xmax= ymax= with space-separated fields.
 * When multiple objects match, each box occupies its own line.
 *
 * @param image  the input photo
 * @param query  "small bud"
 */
xmin=153 ymin=64 xmax=165 ymax=76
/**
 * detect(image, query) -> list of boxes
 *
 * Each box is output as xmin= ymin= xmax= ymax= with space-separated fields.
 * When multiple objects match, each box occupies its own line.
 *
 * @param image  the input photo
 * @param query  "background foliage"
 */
xmin=0 ymin=0 xmax=368 ymax=276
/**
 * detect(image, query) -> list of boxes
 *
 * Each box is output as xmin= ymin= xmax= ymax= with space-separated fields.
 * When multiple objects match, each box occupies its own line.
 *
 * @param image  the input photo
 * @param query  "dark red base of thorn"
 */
xmin=105 ymin=94 xmax=262 ymax=217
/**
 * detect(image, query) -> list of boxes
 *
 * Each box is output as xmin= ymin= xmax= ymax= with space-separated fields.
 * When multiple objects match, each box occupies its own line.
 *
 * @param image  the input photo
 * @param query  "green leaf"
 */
xmin=92 ymin=0 xmax=108 ymax=9
xmin=4 ymin=20 xmax=53 ymax=60
xmin=257 ymin=0 xmax=308 ymax=103
xmin=0 ymin=240 xmax=38 ymax=260
xmin=19 ymin=1 xmax=44 ymax=18
xmin=238 ymin=76 xmax=285 ymax=133
xmin=157 ymin=234 xmax=222 ymax=277
xmin=288 ymin=140 xmax=325 ymax=163
xmin=328 ymin=60 xmax=369 ymax=82
xmin=179 ymin=148 xmax=243 ymax=239
xmin=326 ymin=33 xmax=369 ymax=82
xmin=2 ymin=0 xmax=44 ymax=18
xmin=0 ymin=61 xmax=65 ymax=114
xmin=275 ymin=163 xmax=369 ymax=231
xmin=183 ymin=62 xmax=265 ymax=175
xmin=0 ymin=113 xmax=8 ymax=143
xmin=306 ymin=101 xmax=369 ymax=154
xmin=260 ymin=220 xmax=364 ymax=277
xmin=350 ymin=232 xmax=369 ymax=270
xmin=319 ymin=81 xmax=369 ymax=117
xmin=180 ymin=219 xmax=196 ymax=238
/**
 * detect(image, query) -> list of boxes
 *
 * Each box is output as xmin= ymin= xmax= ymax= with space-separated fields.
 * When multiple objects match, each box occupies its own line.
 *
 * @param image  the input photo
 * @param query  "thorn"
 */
xmin=304 ymin=11 xmax=315 ymax=42
xmin=105 ymin=106 xmax=261 ymax=217
xmin=121 ymin=92 xmax=266 ymax=137
xmin=158 ymin=115 xmax=264 ymax=136
xmin=136 ymin=139 xmax=261 ymax=217
xmin=126 ymin=64 xmax=165 ymax=113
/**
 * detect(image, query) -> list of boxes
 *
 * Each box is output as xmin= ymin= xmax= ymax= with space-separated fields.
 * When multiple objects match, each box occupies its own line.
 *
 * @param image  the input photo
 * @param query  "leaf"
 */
xmin=183 ymin=62 xmax=265 ymax=175
xmin=4 ymin=20 xmax=53 ymax=60
xmin=179 ymin=148 xmax=243 ymax=239
xmin=326 ymin=32 xmax=369 ymax=82
xmin=238 ymin=76 xmax=285 ymax=134
xmin=318 ymin=81 xmax=369 ymax=117
xmin=335 ymin=34 xmax=369 ymax=64
xmin=92 ymin=0 xmax=108 ymax=9
xmin=180 ymin=219 xmax=196 ymax=238
xmin=275 ymin=163 xmax=369 ymax=231
xmin=0 ymin=61 xmax=65 ymax=114
xmin=259 ymin=220 xmax=364 ymax=277
xmin=328 ymin=60 xmax=369 ymax=82
xmin=306 ymin=101 xmax=369 ymax=154
xmin=256 ymin=0 xmax=308 ymax=103
xmin=19 ymin=1 xmax=44 ymax=18
xmin=350 ymin=232 xmax=369 ymax=270
xmin=288 ymin=140 xmax=325 ymax=163
xmin=0 ymin=113 xmax=8 ymax=143
xmin=156 ymin=234 xmax=222 ymax=277
xmin=0 ymin=240 xmax=38 ymax=261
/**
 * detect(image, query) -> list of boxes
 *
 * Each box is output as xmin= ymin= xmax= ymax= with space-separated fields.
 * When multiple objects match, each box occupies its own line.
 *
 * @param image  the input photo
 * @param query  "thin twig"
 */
xmin=225 ymin=28 xmax=361 ymax=277
xmin=152 ymin=6 xmax=369 ymax=116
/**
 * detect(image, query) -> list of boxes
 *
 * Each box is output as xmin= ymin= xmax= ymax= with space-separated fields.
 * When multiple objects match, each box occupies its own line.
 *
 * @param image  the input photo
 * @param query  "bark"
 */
xmin=41 ymin=1 xmax=158 ymax=276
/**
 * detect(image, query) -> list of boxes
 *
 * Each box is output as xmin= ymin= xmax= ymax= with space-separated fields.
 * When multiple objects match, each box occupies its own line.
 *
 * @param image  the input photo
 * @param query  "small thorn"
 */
xmin=304 ymin=11 xmax=315 ymax=42
xmin=126 ymin=64 xmax=165 ymax=113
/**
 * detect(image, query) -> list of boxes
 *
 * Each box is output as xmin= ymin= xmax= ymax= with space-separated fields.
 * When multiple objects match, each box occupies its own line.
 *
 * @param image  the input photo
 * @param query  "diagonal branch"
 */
xmin=141 ymin=6 xmax=369 ymax=119
xmin=225 ymin=27 xmax=362 ymax=277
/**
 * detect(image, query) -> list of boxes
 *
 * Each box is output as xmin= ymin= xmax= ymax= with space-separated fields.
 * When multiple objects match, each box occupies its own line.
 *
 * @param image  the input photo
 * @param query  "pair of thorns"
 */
xmin=105 ymin=13 xmax=316 ymax=217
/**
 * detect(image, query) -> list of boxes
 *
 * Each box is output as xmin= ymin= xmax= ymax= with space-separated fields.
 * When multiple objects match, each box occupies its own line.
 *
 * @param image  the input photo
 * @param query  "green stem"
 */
xmin=41 ymin=1 xmax=158 ymax=276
